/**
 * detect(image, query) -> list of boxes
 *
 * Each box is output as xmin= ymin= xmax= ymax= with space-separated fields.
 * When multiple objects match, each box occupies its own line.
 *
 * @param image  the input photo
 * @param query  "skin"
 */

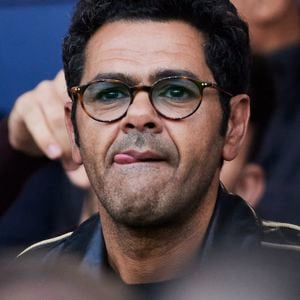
xmin=221 ymin=126 xmax=254 ymax=191
xmin=8 ymin=71 xmax=77 ymax=170
xmin=8 ymin=70 xmax=90 ymax=188
xmin=231 ymin=0 xmax=300 ymax=53
xmin=65 ymin=20 xmax=249 ymax=283
xmin=221 ymin=126 xmax=265 ymax=206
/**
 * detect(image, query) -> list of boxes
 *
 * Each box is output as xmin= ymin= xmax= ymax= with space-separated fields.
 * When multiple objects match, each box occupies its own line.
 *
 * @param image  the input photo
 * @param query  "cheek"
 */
xmin=76 ymin=112 xmax=119 ymax=168
xmin=165 ymin=104 xmax=223 ymax=171
xmin=165 ymin=122 xmax=209 ymax=166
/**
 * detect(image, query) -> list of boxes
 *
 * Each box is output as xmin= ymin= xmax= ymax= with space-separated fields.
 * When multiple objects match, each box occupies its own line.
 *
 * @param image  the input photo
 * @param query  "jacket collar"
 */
xmin=62 ymin=185 xmax=262 ymax=269
xmin=200 ymin=185 xmax=262 ymax=262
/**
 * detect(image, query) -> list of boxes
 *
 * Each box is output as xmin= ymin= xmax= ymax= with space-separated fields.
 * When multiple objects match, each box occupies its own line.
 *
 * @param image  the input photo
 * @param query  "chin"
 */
xmin=101 ymin=192 xmax=193 ymax=229
xmin=109 ymin=212 xmax=177 ymax=229
xmin=96 ymin=172 xmax=209 ymax=228
xmin=104 ymin=201 xmax=168 ymax=228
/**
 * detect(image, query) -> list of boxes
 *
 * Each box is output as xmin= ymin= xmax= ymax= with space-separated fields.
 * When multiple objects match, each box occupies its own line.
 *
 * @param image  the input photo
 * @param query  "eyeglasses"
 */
xmin=69 ymin=76 xmax=232 ymax=123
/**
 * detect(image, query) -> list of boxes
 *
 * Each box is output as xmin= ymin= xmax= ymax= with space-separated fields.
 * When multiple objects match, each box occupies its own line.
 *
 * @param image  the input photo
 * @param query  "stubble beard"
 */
xmin=82 ymin=131 xmax=222 ymax=229
xmin=92 ymin=159 xmax=218 ymax=230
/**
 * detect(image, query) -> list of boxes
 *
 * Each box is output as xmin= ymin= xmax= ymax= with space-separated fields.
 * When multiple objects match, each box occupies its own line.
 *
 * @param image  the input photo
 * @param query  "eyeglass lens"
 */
xmin=82 ymin=78 xmax=202 ymax=121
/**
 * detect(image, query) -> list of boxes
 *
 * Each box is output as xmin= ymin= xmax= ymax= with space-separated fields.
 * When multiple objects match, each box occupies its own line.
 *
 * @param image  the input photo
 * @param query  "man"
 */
xmin=10 ymin=0 xmax=300 ymax=296
xmin=221 ymin=55 xmax=275 ymax=206
xmin=0 ymin=55 xmax=273 ymax=256
xmin=231 ymin=0 xmax=300 ymax=53
xmin=2 ymin=55 xmax=273 ymax=217
xmin=231 ymin=0 xmax=300 ymax=225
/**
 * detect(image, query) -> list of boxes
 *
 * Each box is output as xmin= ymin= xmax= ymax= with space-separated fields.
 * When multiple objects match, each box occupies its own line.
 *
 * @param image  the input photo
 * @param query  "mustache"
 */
xmin=108 ymin=132 xmax=177 ymax=161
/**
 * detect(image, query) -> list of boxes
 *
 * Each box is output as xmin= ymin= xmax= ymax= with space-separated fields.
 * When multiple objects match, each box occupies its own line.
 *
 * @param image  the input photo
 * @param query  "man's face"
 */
xmin=231 ymin=0 xmax=294 ymax=25
xmin=69 ymin=21 xmax=227 ymax=227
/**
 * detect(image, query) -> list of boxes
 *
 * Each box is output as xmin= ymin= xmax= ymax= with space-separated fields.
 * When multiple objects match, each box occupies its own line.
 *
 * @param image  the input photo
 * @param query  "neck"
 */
xmin=251 ymin=9 xmax=300 ymax=54
xmin=99 ymin=179 xmax=219 ymax=284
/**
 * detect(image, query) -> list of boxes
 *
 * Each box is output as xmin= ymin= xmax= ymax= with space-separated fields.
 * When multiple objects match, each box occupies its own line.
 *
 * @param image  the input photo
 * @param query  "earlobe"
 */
xmin=222 ymin=94 xmax=250 ymax=162
xmin=64 ymin=101 xmax=83 ymax=165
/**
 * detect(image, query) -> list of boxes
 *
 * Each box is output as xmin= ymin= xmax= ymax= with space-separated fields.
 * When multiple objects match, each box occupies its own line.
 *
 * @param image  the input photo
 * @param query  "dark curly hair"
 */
xmin=63 ymin=0 xmax=250 ymax=142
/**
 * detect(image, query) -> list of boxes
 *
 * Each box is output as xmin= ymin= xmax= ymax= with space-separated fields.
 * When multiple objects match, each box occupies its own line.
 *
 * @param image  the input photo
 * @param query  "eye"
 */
xmin=95 ymin=88 xmax=128 ymax=102
xmin=162 ymin=86 xmax=191 ymax=99
xmin=158 ymin=84 xmax=198 ymax=102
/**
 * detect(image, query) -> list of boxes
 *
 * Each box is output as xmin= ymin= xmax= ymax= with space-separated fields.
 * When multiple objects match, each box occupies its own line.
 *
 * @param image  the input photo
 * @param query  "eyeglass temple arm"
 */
xmin=203 ymin=82 xmax=233 ymax=97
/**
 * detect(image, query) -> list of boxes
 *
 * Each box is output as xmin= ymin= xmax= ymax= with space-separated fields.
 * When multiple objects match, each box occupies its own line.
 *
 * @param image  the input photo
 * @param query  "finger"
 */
xmin=53 ymin=70 xmax=69 ymax=103
xmin=37 ymin=77 xmax=74 ymax=163
xmin=8 ymin=90 xmax=60 ymax=158
xmin=61 ymin=158 xmax=81 ymax=171
xmin=51 ymin=71 xmax=78 ymax=166
xmin=22 ymin=96 xmax=63 ymax=159
xmin=65 ymin=165 xmax=91 ymax=189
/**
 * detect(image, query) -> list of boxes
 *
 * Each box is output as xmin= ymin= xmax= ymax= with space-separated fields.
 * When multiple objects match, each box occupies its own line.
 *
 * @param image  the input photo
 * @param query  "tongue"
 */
xmin=114 ymin=154 xmax=139 ymax=164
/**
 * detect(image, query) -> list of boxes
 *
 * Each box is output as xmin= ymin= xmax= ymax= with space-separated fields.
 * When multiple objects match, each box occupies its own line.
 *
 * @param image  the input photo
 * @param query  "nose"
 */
xmin=119 ymin=91 xmax=163 ymax=134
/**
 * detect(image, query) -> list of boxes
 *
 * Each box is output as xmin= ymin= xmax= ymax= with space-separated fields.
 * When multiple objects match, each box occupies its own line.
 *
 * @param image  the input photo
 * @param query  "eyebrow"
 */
xmin=89 ymin=69 xmax=203 ymax=86
xmin=91 ymin=73 xmax=138 ymax=86
xmin=149 ymin=69 xmax=201 ymax=82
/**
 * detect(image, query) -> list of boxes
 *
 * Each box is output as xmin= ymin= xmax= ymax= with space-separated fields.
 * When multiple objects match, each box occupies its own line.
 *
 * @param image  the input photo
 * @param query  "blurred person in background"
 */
xmin=231 ymin=0 xmax=300 ymax=54
xmin=0 ymin=255 xmax=134 ymax=300
xmin=0 ymin=1 xmax=87 ymax=251
xmin=221 ymin=55 xmax=275 ymax=207
xmin=165 ymin=250 xmax=300 ymax=300
xmin=231 ymin=0 xmax=300 ymax=224
xmin=0 ymin=71 xmax=89 ymax=255
xmin=0 ymin=71 xmax=93 ymax=255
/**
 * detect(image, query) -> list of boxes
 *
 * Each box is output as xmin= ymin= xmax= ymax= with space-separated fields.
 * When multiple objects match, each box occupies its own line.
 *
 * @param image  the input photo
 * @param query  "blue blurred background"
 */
xmin=0 ymin=0 xmax=75 ymax=113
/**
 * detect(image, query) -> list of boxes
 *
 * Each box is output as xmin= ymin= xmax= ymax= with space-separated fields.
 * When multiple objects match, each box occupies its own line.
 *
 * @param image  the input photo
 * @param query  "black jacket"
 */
xmin=18 ymin=186 xmax=300 ymax=298
xmin=19 ymin=185 xmax=300 ymax=263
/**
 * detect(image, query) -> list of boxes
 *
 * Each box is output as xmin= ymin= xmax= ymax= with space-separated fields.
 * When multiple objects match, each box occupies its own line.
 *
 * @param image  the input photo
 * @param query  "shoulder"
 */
xmin=220 ymin=186 xmax=300 ymax=253
xmin=261 ymin=219 xmax=300 ymax=252
xmin=18 ymin=214 xmax=101 ymax=259
xmin=17 ymin=232 xmax=73 ymax=258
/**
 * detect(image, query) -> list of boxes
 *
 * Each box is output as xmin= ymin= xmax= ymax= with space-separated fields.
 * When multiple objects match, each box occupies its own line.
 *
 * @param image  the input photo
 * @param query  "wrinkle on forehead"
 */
xmin=91 ymin=46 xmax=202 ymax=65
xmin=83 ymin=20 xmax=213 ymax=84
xmin=89 ymin=20 xmax=203 ymax=49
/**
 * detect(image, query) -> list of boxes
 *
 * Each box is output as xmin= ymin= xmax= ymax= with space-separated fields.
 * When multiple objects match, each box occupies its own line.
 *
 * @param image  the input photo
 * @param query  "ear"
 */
xmin=64 ymin=101 xmax=83 ymax=166
xmin=222 ymin=94 xmax=250 ymax=162
xmin=234 ymin=163 xmax=265 ymax=207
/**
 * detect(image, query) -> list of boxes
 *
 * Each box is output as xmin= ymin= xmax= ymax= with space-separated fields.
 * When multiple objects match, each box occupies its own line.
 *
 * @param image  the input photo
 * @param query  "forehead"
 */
xmin=83 ymin=20 xmax=214 ymax=84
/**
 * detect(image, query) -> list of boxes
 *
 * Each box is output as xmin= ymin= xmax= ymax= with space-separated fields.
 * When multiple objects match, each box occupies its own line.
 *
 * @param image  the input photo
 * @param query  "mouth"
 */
xmin=113 ymin=150 xmax=165 ymax=165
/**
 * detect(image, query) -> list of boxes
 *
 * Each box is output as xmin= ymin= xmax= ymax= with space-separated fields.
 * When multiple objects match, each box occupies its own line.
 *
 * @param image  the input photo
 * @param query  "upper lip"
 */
xmin=115 ymin=150 xmax=165 ymax=162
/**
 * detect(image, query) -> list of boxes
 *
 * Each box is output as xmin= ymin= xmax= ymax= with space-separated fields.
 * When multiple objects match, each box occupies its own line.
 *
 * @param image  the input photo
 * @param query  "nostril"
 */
xmin=124 ymin=121 xmax=156 ymax=131
xmin=126 ymin=123 xmax=135 ymax=129
xmin=145 ymin=122 xmax=155 ymax=129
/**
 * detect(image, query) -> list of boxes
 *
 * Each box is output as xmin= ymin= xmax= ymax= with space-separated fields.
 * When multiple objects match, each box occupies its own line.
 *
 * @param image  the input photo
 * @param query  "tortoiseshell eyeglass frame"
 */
xmin=69 ymin=76 xmax=233 ymax=123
